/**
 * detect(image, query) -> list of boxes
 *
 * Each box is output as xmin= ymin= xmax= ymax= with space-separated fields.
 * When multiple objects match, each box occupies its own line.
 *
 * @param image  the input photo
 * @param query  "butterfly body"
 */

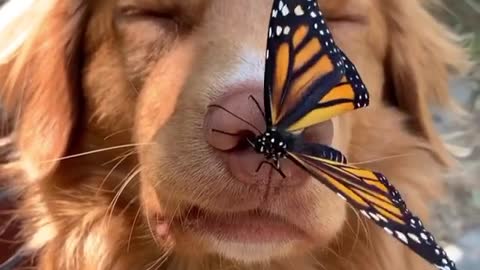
xmin=252 ymin=129 xmax=289 ymax=162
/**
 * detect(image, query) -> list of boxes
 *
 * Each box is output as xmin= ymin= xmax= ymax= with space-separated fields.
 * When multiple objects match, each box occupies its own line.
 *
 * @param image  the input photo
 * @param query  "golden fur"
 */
xmin=0 ymin=0 xmax=470 ymax=269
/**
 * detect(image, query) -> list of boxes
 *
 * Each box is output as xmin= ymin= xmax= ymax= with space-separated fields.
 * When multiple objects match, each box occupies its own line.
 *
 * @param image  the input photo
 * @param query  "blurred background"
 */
xmin=0 ymin=0 xmax=478 ymax=269
xmin=430 ymin=1 xmax=480 ymax=269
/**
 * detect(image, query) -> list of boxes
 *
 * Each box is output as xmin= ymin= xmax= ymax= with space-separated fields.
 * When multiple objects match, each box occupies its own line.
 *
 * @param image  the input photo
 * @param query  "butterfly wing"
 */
xmin=287 ymin=148 xmax=456 ymax=270
xmin=264 ymin=0 xmax=369 ymax=132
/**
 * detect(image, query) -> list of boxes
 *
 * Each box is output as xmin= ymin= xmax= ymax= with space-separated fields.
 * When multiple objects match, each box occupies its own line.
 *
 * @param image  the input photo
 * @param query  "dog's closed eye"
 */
xmin=115 ymin=2 xmax=180 ymax=90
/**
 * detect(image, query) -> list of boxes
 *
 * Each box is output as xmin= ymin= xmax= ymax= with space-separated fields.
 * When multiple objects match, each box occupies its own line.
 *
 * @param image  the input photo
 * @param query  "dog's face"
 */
xmin=92 ymin=0 xmax=388 ymax=262
xmin=0 ymin=0 xmax=468 ymax=269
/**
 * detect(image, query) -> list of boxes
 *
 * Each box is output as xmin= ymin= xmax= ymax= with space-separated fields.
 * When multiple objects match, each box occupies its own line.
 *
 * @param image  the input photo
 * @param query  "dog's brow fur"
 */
xmin=0 ymin=0 xmax=470 ymax=269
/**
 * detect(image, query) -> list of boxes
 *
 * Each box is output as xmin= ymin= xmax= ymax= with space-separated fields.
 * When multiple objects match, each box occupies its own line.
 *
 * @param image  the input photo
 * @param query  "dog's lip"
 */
xmin=169 ymin=205 xmax=308 ymax=244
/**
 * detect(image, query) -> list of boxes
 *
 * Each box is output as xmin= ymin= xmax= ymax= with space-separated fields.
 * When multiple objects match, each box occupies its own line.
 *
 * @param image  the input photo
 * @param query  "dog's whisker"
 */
xmin=127 ymin=206 xmax=142 ymax=253
xmin=306 ymin=251 xmax=328 ymax=270
xmin=102 ymin=149 xmax=137 ymax=166
xmin=96 ymin=150 xmax=138 ymax=196
xmin=103 ymin=128 xmax=134 ymax=141
xmin=150 ymin=180 xmax=184 ymax=247
xmin=145 ymin=248 xmax=172 ymax=270
xmin=342 ymin=215 xmax=362 ymax=256
xmin=349 ymin=153 xmax=417 ymax=166
xmin=145 ymin=206 xmax=160 ymax=248
xmin=40 ymin=143 xmax=154 ymax=163
xmin=348 ymin=207 xmax=386 ymax=268
xmin=106 ymin=166 xmax=141 ymax=228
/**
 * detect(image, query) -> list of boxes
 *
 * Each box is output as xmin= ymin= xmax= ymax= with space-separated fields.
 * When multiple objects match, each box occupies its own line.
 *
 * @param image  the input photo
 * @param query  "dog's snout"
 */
xmin=203 ymin=83 xmax=310 ymax=188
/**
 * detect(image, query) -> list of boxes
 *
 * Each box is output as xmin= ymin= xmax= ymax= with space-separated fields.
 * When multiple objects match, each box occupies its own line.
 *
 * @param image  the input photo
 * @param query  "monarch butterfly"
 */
xmin=210 ymin=0 xmax=456 ymax=269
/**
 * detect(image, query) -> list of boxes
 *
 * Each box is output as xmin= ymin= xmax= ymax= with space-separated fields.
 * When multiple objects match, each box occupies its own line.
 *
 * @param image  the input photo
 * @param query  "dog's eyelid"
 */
xmin=117 ymin=5 xmax=176 ymax=21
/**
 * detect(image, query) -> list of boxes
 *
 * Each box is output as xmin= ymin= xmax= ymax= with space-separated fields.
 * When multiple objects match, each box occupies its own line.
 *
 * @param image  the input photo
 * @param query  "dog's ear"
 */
xmin=0 ymin=1 xmax=88 ymax=184
xmin=383 ymin=0 xmax=471 ymax=165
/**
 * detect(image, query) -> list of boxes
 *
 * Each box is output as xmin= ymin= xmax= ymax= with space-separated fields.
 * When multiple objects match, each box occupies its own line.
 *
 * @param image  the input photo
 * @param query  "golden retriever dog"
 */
xmin=0 ymin=0 xmax=470 ymax=269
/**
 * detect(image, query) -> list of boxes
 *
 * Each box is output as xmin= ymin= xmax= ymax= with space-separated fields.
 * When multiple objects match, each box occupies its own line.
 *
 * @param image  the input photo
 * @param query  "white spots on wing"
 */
xmin=420 ymin=232 xmax=428 ymax=240
xmin=369 ymin=212 xmax=380 ymax=221
xmin=268 ymin=27 xmax=273 ymax=37
xmin=319 ymin=30 xmax=325 ymax=36
xmin=408 ymin=233 xmax=421 ymax=244
xmin=294 ymin=5 xmax=304 ymax=16
xmin=384 ymin=227 xmax=393 ymax=235
xmin=395 ymin=231 xmax=409 ymax=244
xmin=377 ymin=214 xmax=388 ymax=223
xmin=360 ymin=210 xmax=370 ymax=219
xmin=283 ymin=26 xmax=291 ymax=35
xmin=272 ymin=9 xmax=278 ymax=18
xmin=276 ymin=26 xmax=283 ymax=36
xmin=314 ymin=23 xmax=318 ymax=29
xmin=336 ymin=193 xmax=347 ymax=201
xmin=281 ymin=5 xmax=290 ymax=16
xmin=310 ymin=11 xmax=317 ymax=18
xmin=266 ymin=49 xmax=269 ymax=59
xmin=278 ymin=0 xmax=284 ymax=10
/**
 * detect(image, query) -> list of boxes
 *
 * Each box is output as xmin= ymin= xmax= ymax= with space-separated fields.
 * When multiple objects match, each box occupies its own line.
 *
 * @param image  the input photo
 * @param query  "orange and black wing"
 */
xmin=264 ymin=0 xmax=369 ymax=132
xmin=287 ymin=148 xmax=456 ymax=270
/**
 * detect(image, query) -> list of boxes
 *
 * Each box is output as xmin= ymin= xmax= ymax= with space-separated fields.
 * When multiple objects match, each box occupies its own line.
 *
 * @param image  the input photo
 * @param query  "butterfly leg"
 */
xmin=273 ymin=160 xmax=286 ymax=178
xmin=255 ymin=161 xmax=286 ymax=178
xmin=248 ymin=95 xmax=265 ymax=118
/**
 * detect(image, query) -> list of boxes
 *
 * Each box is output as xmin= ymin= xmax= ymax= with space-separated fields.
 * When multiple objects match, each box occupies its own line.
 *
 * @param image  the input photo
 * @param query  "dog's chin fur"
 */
xmin=0 ymin=0 xmax=471 ymax=269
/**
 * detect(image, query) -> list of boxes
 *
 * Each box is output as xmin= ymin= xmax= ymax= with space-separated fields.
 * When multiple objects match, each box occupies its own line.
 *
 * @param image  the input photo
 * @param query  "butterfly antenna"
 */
xmin=208 ymin=104 xmax=262 ymax=134
xmin=248 ymin=95 xmax=265 ymax=118
xmin=211 ymin=129 xmax=243 ymax=137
